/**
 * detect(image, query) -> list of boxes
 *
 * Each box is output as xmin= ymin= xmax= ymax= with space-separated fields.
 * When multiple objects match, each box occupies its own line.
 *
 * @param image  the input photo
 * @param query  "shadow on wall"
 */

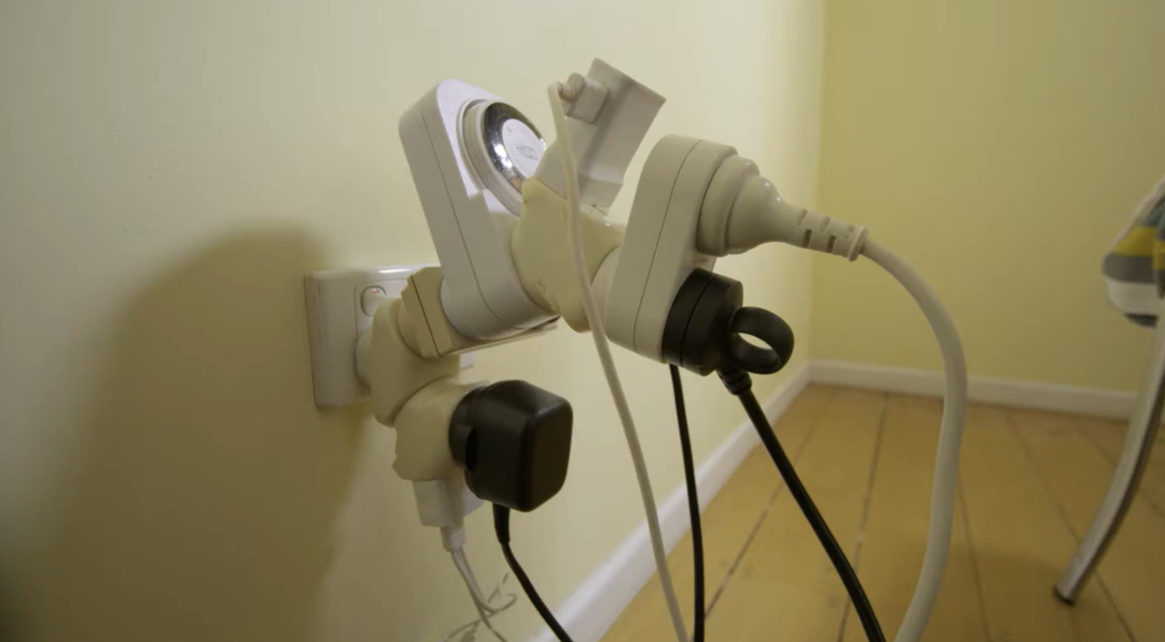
xmin=16 ymin=231 xmax=368 ymax=642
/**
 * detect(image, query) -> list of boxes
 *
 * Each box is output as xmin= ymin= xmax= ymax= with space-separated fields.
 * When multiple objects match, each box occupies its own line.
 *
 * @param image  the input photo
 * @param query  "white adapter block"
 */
xmin=534 ymin=58 xmax=665 ymax=208
xmin=604 ymin=136 xmax=736 ymax=361
xmin=304 ymin=265 xmax=472 ymax=408
xmin=399 ymin=80 xmax=554 ymax=341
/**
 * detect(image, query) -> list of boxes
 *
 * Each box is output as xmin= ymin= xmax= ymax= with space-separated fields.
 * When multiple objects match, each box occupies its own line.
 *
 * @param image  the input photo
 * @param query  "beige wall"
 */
xmin=0 ymin=1 xmax=825 ymax=641
xmin=813 ymin=0 xmax=1165 ymax=391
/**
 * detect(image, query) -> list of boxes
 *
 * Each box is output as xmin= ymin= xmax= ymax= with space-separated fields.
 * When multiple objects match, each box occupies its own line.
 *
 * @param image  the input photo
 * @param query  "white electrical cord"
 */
xmin=733 ymin=193 xmax=967 ymax=640
xmin=547 ymin=83 xmax=689 ymax=642
xmin=453 ymin=549 xmax=516 ymax=616
xmin=860 ymin=238 xmax=968 ymax=642
xmin=449 ymin=548 xmax=517 ymax=641
xmin=441 ymin=565 xmax=515 ymax=642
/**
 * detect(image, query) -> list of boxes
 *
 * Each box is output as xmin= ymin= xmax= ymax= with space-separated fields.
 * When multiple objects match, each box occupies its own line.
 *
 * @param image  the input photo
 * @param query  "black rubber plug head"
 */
xmin=661 ymin=268 xmax=795 ymax=376
xmin=661 ymin=268 xmax=743 ymax=375
xmin=449 ymin=381 xmax=573 ymax=512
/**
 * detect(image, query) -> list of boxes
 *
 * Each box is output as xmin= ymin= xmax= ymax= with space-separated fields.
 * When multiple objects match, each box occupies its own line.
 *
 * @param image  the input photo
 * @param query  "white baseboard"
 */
xmin=529 ymin=364 xmax=811 ymax=642
xmin=810 ymin=359 xmax=1138 ymax=420
xmin=527 ymin=360 xmax=1139 ymax=642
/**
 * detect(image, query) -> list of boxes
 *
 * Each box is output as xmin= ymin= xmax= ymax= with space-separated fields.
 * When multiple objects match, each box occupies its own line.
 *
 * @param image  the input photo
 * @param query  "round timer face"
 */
xmin=500 ymin=118 xmax=544 ymax=178
xmin=465 ymin=101 xmax=546 ymax=214
xmin=478 ymin=102 xmax=546 ymax=193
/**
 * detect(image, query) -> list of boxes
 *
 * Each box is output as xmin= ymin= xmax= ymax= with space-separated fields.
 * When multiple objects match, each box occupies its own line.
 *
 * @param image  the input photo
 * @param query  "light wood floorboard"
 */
xmin=601 ymin=386 xmax=1162 ymax=642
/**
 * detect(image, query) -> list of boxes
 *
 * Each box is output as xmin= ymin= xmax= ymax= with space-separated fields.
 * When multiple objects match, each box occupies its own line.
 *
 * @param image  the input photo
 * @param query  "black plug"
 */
xmin=661 ymin=268 xmax=795 ymax=377
xmin=449 ymin=381 xmax=573 ymax=512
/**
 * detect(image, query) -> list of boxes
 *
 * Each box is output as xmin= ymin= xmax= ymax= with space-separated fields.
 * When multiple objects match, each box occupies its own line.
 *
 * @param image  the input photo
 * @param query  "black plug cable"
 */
xmin=670 ymin=365 xmax=706 ymax=642
xmin=494 ymin=504 xmax=576 ymax=642
xmin=663 ymin=268 xmax=884 ymax=640
xmin=719 ymin=367 xmax=886 ymax=642
xmin=493 ymin=371 xmax=707 ymax=642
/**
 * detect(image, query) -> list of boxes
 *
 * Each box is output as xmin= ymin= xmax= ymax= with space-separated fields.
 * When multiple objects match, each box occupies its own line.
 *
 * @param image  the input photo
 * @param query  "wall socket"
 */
xmin=304 ymin=265 xmax=473 ymax=408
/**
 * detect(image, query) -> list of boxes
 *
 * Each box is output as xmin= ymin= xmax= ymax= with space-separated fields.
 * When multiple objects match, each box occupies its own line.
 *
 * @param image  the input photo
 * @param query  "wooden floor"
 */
xmin=601 ymin=385 xmax=1165 ymax=642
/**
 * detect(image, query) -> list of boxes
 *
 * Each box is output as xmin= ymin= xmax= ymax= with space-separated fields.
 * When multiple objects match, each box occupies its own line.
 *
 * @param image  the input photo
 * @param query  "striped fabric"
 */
xmin=1104 ymin=175 xmax=1165 ymax=327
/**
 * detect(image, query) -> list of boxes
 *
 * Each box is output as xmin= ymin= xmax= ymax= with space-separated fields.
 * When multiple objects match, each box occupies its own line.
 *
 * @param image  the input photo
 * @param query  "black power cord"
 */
xmin=494 ymin=504 xmax=576 ymax=642
xmin=719 ymin=367 xmax=886 ymax=642
xmin=495 ymin=370 xmax=707 ymax=642
xmin=670 ymin=365 xmax=706 ymax=642
xmin=662 ymin=268 xmax=884 ymax=642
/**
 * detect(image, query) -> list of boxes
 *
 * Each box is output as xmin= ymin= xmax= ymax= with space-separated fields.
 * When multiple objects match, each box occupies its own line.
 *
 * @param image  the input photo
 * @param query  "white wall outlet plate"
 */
xmin=304 ymin=265 xmax=474 ymax=409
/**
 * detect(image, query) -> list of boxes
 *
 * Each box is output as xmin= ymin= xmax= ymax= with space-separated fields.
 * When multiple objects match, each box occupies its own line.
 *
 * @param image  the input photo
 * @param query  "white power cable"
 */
xmin=441 ymin=564 xmax=514 ymax=642
xmin=547 ymin=83 xmax=689 ymax=642
xmin=449 ymin=548 xmax=517 ymax=641
xmin=453 ymin=549 xmax=516 ymax=616
xmin=736 ymin=193 xmax=967 ymax=640
xmin=860 ymin=238 xmax=968 ymax=642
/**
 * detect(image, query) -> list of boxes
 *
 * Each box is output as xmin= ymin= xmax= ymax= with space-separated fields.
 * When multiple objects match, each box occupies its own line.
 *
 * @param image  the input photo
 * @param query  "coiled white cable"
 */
xmin=547 ymin=83 xmax=689 ymax=642
xmin=450 ymin=548 xmax=517 ymax=641
xmin=453 ymin=549 xmax=516 ymax=616
xmin=860 ymin=239 xmax=968 ymax=642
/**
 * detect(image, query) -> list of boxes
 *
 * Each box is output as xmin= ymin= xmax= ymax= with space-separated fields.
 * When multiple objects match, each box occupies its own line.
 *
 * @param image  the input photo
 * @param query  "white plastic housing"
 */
xmin=601 ymin=135 xmax=868 ymax=363
xmin=603 ymin=136 xmax=736 ymax=361
xmin=535 ymin=59 xmax=666 ymax=208
xmin=413 ymin=473 xmax=484 ymax=529
xmin=304 ymin=265 xmax=471 ymax=408
xmin=304 ymin=266 xmax=424 ymax=407
xmin=399 ymin=81 xmax=554 ymax=340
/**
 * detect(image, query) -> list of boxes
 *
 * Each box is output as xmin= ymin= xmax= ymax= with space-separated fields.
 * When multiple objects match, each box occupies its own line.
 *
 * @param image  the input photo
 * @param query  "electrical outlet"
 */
xmin=305 ymin=265 xmax=474 ymax=408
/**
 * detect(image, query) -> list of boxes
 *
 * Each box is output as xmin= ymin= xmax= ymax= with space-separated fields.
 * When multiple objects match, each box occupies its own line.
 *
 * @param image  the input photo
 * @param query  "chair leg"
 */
xmin=1055 ymin=305 xmax=1165 ymax=603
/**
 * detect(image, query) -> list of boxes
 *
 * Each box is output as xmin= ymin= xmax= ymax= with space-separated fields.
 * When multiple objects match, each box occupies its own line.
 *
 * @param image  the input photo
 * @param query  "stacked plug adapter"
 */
xmin=354 ymin=287 xmax=575 ymax=543
xmin=370 ymin=59 xmax=966 ymax=642
xmin=351 ymin=281 xmax=576 ymax=642
xmin=601 ymin=136 xmax=870 ymax=365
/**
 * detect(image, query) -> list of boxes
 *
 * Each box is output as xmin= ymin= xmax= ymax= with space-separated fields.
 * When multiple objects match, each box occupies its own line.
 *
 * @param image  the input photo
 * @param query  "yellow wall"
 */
xmin=813 ymin=0 xmax=1165 ymax=391
xmin=0 ymin=1 xmax=824 ymax=641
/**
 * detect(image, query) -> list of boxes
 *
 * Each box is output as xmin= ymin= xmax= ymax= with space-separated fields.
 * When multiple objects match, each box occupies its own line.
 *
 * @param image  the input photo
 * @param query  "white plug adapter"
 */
xmin=413 ymin=473 xmax=485 ymax=551
xmin=534 ymin=59 xmax=666 ymax=208
xmin=603 ymin=135 xmax=867 ymax=363
xmin=399 ymin=81 xmax=554 ymax=340
xmin=602 ymin=136 xmax=737 ymax=361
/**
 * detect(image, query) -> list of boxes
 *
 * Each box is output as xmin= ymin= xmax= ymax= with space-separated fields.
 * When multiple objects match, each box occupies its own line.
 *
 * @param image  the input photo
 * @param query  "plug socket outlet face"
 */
xmin=304 ymin=265 xmax=472 ymax=408
xmin=305 ymin=266 xmax=419 ymax=408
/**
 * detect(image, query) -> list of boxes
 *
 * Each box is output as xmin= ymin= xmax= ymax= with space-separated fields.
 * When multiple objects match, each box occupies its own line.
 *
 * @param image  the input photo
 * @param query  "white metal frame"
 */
xmin=1056 ymin=298 xmax=1165 ymax=602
